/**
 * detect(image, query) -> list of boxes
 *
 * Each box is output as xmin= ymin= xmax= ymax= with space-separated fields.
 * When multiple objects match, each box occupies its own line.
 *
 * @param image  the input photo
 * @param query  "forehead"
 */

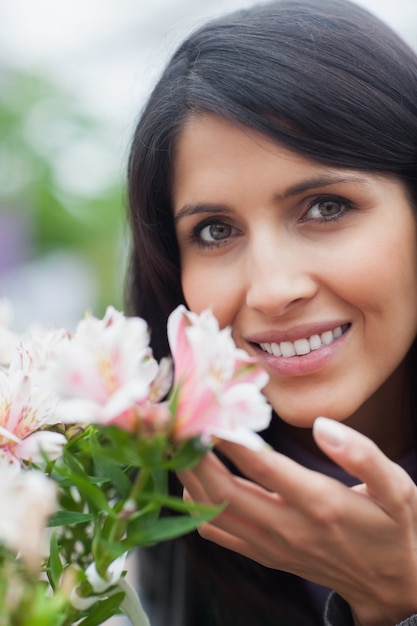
xmin=172 ymin=114 xmax=370 ymax=204
xmin=172 ymin=113 xmax=318 ymax=193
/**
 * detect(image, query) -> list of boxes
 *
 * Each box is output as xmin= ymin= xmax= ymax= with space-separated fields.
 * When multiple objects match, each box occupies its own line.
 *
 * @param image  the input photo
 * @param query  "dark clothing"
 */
xmin=139 ymin=540 xmax=321 ymax=626
xmin=324 ymin=593 xmax=417 ymax=626
xmin=138 ymin=427 xmax=417 ymax=625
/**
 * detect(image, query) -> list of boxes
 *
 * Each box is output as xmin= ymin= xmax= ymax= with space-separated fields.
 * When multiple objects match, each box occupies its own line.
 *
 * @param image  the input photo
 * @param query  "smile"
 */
xmin=259 ymin=324 xmax=350 ymax=358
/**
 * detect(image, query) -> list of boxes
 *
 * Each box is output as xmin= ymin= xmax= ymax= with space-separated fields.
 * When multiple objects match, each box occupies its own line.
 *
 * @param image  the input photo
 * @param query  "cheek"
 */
xmin=181 ymin=262 xmax=243 ymax=328
xmin=346 ymin=223 xmax=417 ymax=351
xmin=335 ymin=216 xmax=417 ymax=311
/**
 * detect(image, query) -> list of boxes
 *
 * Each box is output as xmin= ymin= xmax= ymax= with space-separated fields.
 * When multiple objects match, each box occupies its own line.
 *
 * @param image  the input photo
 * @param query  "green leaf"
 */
xmin=57 ymin=467 xmax=111 ymax=513
xmin=167 ymin=382 xmax=181 ymax=418
xmin=77 ymin=592 xmax=125 ymax=626
xmin=165 ymin=438 xmax=209 ymax=471
xmin=93 ymin=457 xmax=132 ymax=499
xmin=46 ymin=532 xmax=63 ymax=590
xmin=48 ymin=511 xmax=94 ymax=527
xmin=149 ymin=467 xmax=168 ymax=495
xmin=136 ymin=492 xmax=221 ymax=515
xmin=126 ymin=509 xmax=222 ymax=546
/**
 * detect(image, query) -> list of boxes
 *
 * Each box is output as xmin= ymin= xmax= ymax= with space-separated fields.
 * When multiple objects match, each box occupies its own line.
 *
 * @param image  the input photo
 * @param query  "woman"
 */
xmin=126 ymin=0 xmax=417 ymax=624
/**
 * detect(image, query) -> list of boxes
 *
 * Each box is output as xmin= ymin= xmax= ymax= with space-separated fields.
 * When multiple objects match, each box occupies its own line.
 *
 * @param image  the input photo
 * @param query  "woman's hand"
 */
xmin=178 ymin=417 xmax=417 ymax=626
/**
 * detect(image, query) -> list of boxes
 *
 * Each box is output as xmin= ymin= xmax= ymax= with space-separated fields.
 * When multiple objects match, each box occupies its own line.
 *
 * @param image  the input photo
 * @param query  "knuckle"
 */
xmin=307 ymin=482 xmax=345 ymax=526
xmin=244 ymin=456 xmax=275 ymax=486
xmin=312 ymin=497 xmax=343 ymax=526
xmin=210 ymin=483 xmax=233 ymax=504
xmin=198 ymin=522 xmax=212 ymax=539
xmin=203 ymin=478 xmax=233 ymax=504
xmin=392 ymin=474 xmax=416 ymax=508
xmin=287 ymin=526 xmax=312 ymax=552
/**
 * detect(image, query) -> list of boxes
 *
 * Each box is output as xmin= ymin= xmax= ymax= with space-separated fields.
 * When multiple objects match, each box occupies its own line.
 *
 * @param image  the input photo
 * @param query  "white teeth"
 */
xmin=259 ymin=325 xmax=346 ymax=358
xmin=294 ymin=338 xmax=310 ymax=355
xmin=321 ymin=330 xmax=334 ymax=345
xmin=271 ymin=342 xmax=281 ymax=356
xmin=281 ymin=341 xmax=296 ymax=357
xmin=309 ymin=334 xmax=321 ymax=350
xmin=333 ymin=326 xmax=342 ymax=339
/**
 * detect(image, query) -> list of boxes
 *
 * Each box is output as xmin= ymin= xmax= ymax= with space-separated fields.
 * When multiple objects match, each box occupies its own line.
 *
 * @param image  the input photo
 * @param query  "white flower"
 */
xmin=0 ymin=368 xmax=65 ymax=464
xmin=70 ymin=553 xmax=127 ymax=610
xmin=86 ymin=553 xmax=127 ymax=593
xmin=48 ymin=307 xmax=162 ymax=431
xmin=0 ymin=460 xmax=57 ymax=570
xmin=18 ymin=324 xmax=71 ymax=373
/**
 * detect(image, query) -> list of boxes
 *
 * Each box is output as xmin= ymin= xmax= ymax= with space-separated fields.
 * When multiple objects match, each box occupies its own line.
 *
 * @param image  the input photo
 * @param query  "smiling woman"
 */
xmin=173 ymin=115 xmax=417 ymax=441
xmin=125 ymin=0 xmax=417 ymax=624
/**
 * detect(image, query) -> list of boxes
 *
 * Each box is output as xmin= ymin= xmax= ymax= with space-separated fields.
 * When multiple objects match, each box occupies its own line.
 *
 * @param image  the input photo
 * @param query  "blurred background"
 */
xmin=0 ymin=0 xmax=416 ymax=331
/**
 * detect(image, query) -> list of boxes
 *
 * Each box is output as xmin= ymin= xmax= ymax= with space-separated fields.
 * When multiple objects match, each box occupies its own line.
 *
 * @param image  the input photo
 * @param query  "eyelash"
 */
xmin=189 ymin=218 xmax=238 ymax=249
xmin=189 ymin=195 xmax=356 ymax=249
xmin=302 ymin=195 xmax=355 ymax=223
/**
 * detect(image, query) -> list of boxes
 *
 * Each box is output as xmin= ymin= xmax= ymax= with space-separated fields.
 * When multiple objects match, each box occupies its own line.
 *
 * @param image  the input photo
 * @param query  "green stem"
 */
xmin=107 ymin=467 xmax=151 ymax=547
xmin=129 ymin=467 xmax=150 ymax=503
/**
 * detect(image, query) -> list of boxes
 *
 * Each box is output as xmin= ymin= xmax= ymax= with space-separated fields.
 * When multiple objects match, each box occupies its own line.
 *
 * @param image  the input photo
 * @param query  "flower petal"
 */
xmin=15 ymin=430 xmax=66 ymax=463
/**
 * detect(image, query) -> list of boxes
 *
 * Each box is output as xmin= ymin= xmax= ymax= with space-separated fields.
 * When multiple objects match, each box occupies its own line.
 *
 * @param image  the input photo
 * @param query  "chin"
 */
xmin=270 ymin=402 xmax=353 ymax=429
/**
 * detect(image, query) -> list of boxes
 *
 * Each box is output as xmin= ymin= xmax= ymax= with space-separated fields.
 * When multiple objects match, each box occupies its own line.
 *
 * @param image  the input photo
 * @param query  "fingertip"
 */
xmin=313 ymin=416 xmax=348 ymax=450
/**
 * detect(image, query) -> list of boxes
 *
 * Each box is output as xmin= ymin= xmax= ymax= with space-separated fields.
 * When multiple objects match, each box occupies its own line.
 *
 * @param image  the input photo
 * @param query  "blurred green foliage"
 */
xmin=0 ymin=64 xmax=126 ymax=313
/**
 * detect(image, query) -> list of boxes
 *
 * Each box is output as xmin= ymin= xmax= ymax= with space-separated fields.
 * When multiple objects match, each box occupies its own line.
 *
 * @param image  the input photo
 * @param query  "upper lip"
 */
xmin=246 ymin=321 xmax=351 ymax=345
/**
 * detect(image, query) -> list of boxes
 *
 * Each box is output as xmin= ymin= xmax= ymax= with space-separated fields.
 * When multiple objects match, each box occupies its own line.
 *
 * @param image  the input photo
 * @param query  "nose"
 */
xmin=245 ymin=234 xmax=318 ymax=316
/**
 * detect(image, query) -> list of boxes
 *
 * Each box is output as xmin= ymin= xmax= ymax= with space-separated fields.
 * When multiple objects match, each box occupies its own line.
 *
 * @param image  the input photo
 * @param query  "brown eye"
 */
xmin=200 ymin=222 xmax=233 ymax=242
xmin=317 ymin=200 xmax=343 ymax=217
xmin=305 ymin=197 xmax=352 ymax=222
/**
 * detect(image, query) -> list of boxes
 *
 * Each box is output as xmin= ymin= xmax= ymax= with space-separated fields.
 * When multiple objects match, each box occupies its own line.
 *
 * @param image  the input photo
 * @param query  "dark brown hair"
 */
xmin=127 ymin=0 xmax=417 ymax=360
xmin=126 ymin=1 xmax=417 ymax=623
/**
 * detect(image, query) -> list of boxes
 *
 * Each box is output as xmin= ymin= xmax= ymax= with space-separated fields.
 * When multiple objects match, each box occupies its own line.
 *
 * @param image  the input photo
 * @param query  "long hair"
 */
xmin=127 ymin=0 xmax=417 ymax=359
xmin=126 ymin=1 xmax=417 ymax=623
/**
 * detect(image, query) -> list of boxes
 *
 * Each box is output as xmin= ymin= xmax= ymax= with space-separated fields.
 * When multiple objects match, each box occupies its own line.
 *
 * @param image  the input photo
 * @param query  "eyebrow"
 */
xmin=174 ymin=174 xmax=370 ymax=222
xmin=277 ymin=174 xmax=370 ymax=200
xmin=174 ymin=204 xmax=232 ymax=223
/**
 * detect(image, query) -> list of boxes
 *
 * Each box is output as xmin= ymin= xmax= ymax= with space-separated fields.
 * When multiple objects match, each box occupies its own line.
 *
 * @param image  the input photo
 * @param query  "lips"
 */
xmin=257 ymin=323 xmax=350 ymax=358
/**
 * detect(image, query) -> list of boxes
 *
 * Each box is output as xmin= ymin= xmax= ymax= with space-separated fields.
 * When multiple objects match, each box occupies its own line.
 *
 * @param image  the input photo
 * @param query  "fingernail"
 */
xmin=313 ymin=416 xmax=346 ymax=448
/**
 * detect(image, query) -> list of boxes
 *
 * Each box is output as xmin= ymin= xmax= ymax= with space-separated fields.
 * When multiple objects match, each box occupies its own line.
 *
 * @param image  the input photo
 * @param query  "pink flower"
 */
xmin=0 ymin=368 xmax=65 ymax=465
xmin=167 ymin=306 xmax=272 ymax=450
xmin=49 ymin=307 xmax=169 ymax=432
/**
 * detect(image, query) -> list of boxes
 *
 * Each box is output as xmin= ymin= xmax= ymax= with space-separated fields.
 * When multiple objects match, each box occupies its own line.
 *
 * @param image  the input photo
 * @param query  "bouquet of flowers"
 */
xmin=0 ymin=300 xmax=271 ymax=626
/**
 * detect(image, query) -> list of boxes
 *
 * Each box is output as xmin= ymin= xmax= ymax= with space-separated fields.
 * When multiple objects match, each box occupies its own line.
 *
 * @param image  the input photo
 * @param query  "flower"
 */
xmin=70 ymin=553 xmax=128 ymax=610
xmin=0 ymin=460 xmax=57 ymax=570
xmin=49 ymin=306 xmax=162 ymax=431
xmin=0 ymin=367 xmax=65 ymax=465
xmin=167 ymin=305 xmax=271 ymax=450
xmin=0 ymin=300 xmax=273 ymax=626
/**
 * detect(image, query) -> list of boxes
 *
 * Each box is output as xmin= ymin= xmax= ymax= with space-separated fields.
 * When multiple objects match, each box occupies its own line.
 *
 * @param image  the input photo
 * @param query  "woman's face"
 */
xmin=172 ymin=113 xmax=417 ymax=430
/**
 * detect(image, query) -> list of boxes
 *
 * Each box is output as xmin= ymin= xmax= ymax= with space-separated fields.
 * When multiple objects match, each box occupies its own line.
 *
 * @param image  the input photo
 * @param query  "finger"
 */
xmin=180 ymin=450 xmax=275 ymax=504
xmin=195 ymin=521 xmax=271 ymax=565
xmin=181 ymin=468 xmax=274 ymax=544
xmin=215 ymin=439 xmax=348 ymax=512
xmin=187 ymin=481 xmax=292 ymax=565
xmin=178 ymin=468 xmax=210 ymax=503
xmin=181 ymin=440 xmax=376 ymax=534
xmin=178 ymin=452 xmax=234 ymax=505
xmin=313 ymin=416 xmax=415 ymax=514
xmin=179 ymin=452 xmax=295 ymax=531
